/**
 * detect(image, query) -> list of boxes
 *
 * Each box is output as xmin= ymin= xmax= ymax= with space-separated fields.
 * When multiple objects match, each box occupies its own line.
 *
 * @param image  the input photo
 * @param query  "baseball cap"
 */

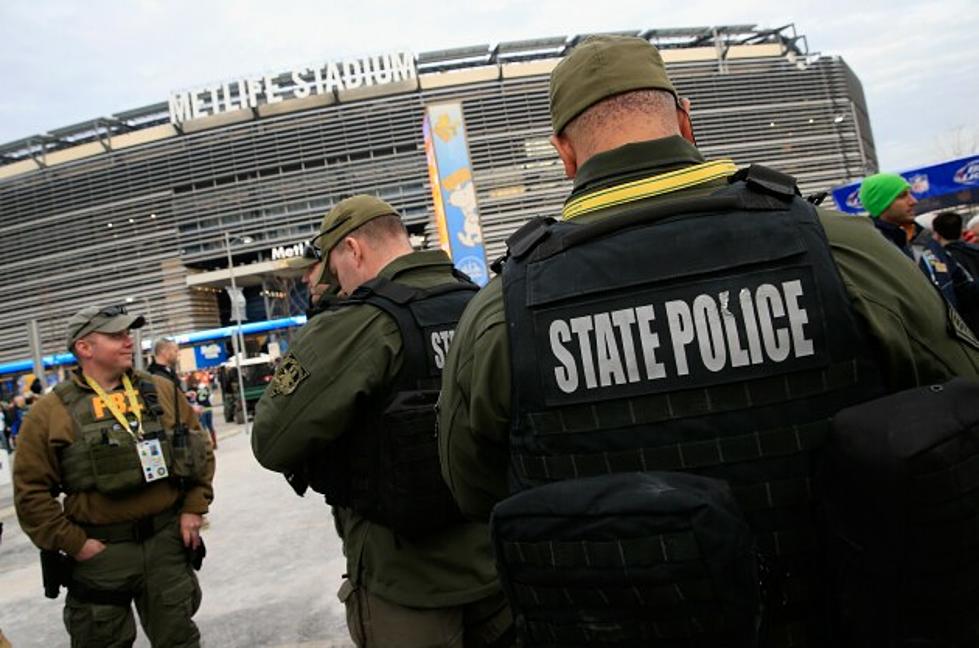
xmin=550 ymin=35 xmax=677 ymax=134
xmin=66 ymin=305 xmax=146 ymax=351
xmin=311 ymin=195 xmax=400 ymax=260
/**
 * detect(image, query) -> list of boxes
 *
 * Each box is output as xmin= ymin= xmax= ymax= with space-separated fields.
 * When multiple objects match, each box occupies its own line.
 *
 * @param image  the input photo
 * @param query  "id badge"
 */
xmin=137 ymin=439 xmax=169 ymax=483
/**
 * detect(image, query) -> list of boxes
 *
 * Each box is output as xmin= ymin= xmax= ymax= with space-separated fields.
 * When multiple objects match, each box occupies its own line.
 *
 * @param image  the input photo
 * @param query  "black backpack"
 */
xmin=818 ymin=378 xmax=979 ymax=647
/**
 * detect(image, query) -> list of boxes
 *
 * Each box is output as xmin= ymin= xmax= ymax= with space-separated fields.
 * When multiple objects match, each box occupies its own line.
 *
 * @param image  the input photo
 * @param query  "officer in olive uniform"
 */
xmin=14 ymin=306 xmax=214 ymax=648
xmin=438 ymin=36 xmax=979 ymax=646
xmin=252 ymin=196 xmax=512 ymax=648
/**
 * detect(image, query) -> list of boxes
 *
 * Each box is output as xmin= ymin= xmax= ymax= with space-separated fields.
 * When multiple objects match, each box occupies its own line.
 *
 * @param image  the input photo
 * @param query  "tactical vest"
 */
xmin=498 ymin=168 xmax=886 ymax=646
xmin=311 ymin=274 xmax=478 ymax=538
xmin=58 ymin=372 xmax=207 ymax=496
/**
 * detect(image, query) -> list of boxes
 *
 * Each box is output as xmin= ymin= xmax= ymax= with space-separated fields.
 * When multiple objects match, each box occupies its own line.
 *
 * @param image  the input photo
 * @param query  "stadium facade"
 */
xmin=0 ymin=24 xmax=877 ymax=366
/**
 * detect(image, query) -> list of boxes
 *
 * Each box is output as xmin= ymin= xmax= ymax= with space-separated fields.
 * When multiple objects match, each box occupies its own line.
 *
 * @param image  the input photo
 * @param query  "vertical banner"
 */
xmin=423 ymin=103 xmax=489 ymax=286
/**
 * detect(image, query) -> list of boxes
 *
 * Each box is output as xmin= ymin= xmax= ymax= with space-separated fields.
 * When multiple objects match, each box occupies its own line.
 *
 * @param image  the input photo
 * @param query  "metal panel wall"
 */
xmin=0 ymin=51 xmax=873 ymax=364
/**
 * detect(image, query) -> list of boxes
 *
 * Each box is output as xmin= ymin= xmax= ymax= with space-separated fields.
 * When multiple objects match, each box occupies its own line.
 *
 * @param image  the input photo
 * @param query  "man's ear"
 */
xmin=73 ymin=339 xmax=91 ymax=360
xmin=345 ymin=236 xmax=365 ymax=266
xmin=550 ymin=133 xmax=579 ymax=179
xmin=677 ymin=97 xmax=696 ymax=145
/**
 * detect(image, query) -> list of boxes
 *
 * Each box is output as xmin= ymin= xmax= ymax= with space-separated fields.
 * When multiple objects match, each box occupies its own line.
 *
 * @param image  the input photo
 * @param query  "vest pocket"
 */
xmin=88 ymin=442 xmax=145 ymax=495
xmin=169 ymin=431 xmax=207 ymax=481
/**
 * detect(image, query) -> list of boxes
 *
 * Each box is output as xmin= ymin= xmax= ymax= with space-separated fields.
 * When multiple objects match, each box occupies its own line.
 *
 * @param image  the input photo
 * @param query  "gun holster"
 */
xmin=40 ymin=549 xmax=71 ymax=599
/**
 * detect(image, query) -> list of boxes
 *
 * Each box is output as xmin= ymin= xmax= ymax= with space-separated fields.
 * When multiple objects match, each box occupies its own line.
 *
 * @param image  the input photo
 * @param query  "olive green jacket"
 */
xmin=14 ymin=370 xmax=214 ymax=556
xmin=252 ymin=249 xmax=500 ymax=608
xmin=439 ymin=136 xmax=979 ymax=521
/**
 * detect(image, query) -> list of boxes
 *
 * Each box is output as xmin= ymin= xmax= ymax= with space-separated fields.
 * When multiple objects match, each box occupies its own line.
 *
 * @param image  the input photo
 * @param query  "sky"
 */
xmin=0 ymin=0 xmax=976 ymax=172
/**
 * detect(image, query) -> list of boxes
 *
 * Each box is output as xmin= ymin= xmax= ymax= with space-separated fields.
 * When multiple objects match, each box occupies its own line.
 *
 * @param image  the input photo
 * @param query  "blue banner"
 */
xmin=193 ymin=342 xmax=228 ymax=368
xmin=832 ymin=155 xmax=979 ymax=215
xmin=423 ymin=103 xmax=489 ymax=286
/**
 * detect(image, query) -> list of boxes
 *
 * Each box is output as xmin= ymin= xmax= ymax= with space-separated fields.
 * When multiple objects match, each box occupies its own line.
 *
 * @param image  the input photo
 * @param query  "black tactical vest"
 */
xmin=313 ymin=274 xmax=478 ymax=538
xmin=499 ymin=169 xmax=886 ymax=646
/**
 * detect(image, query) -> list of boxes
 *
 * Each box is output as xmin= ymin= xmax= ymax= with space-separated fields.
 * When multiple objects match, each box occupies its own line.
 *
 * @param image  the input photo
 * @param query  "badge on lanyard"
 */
xmin=137 ymin=438 xmax=169 ymax=482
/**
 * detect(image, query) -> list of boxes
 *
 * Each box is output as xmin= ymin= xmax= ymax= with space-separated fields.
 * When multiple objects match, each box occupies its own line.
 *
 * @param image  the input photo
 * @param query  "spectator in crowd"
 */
xmin=9 ymin=394 xmax=28 ymax=449
xmin=0 ymin=400 xmax=7 ymax=452
xmin=934 ymin=211 xmax=979 ymax=278
xmin=191 ymin=377 xmax=217 ymax=450
xmin=148 ymin=338 xmax=181 ymax=386
xmin=964 ymin=214 xmax=979 ymax=243
xmin=860 ymin=173 xmax=978 ymax=330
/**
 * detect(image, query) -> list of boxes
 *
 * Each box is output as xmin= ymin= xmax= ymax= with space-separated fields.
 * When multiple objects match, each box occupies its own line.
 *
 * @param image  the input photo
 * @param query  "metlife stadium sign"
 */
xmin=168 ymin=51 xmax=416 ymax=125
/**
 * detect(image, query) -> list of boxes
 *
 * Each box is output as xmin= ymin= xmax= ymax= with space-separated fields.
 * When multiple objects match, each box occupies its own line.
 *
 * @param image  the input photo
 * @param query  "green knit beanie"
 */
xmin=859 ymin=173 xmax=910 ymax=218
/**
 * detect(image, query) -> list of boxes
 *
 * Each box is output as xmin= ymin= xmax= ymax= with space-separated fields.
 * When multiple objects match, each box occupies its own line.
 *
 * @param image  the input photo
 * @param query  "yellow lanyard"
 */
xmin=562 ymin=159 xmax=739 ymax=221
xmin=85 ymin=374 xmax=144 ymax=439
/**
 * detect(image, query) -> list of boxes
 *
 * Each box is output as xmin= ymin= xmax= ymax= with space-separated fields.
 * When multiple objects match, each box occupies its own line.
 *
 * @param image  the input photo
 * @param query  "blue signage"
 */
xmin=193 ymin=342 xmax=228 ymax=368
xmin=832 ymin=155 xmax=979 ymax=215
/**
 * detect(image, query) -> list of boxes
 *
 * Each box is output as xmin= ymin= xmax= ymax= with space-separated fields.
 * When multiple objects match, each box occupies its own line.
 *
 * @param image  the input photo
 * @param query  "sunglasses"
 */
xmin=302 ymin=241 xmax=322 ymax=262
xmin=71 ymin=305 xmax=130 ymax=341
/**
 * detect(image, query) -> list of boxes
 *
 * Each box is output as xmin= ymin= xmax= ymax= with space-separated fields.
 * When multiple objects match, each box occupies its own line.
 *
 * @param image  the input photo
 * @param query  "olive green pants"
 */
xmin=338 ymin=580 xmax=514 ymax=648
xmin=64 ymin=519 xmax=201 ymax=648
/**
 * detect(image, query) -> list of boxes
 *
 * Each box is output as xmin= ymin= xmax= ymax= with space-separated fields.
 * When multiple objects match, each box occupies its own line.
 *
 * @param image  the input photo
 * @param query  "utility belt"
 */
xmin=40 ymin=506 xmax=206 ymax=605
xmin=78 ymin=506 xmax=178 ymax=544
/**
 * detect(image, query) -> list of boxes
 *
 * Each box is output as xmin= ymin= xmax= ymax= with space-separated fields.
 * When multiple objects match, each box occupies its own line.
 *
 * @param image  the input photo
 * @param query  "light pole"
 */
xmin=224 ymin=232 xmax=253 ymax=433
xmin=125 ymin=296 xmax=154 ymax=369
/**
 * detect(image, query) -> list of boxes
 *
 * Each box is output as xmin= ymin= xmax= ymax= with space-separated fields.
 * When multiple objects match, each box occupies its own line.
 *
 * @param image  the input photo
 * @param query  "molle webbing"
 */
xmin=492 ymin=472 xmax=760 ymax=647
xmin=56 ymin=375 xmax=168 ymax=495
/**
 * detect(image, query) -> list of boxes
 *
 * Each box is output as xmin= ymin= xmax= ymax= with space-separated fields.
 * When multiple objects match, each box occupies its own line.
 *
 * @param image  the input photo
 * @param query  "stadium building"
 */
xmin=0 ymin=24 xmax=877 ymax=368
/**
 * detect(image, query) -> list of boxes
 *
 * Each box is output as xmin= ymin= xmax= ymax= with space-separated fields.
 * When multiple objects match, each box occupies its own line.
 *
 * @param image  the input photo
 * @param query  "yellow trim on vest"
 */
xmin=562 ymin=159 xmax=739 ymax=221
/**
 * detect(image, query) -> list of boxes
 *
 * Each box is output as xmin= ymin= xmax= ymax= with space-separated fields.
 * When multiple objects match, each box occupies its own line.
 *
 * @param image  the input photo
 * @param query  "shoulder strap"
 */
xmin=53 ymin=381 xmax=84 ymax=409
xmin=727 ymin=164 xmax=801 ymax=200
xmin=343 ymin=277 xmax=476 ymax=389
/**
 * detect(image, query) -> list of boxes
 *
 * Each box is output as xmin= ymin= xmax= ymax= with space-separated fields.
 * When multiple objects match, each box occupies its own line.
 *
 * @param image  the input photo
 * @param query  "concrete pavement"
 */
xmin=0 ymin=413 xmax=353 ymax=647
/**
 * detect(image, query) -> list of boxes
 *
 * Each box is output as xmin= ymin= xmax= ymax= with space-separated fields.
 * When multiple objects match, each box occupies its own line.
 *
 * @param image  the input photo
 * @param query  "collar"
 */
xmin=571 ymin=136 xmax=706 ymax=197
xmin=377 ymin=249 xmax=454 ymax=280
xmin=71 ymin=368 xmax=133 ymax=392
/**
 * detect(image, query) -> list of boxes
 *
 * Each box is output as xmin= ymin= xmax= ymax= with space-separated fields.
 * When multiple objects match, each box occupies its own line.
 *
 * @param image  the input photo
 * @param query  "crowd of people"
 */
xmin=6 ymin=33 xmax=979 ymax=648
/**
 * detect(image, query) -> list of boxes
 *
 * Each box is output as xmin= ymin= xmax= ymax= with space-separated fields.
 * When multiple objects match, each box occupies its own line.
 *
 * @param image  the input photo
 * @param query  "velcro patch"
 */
xmin=948 ymin=303 xmax=979 ymax=352
xmin=269 ymin=355 xmax=310 ymax=397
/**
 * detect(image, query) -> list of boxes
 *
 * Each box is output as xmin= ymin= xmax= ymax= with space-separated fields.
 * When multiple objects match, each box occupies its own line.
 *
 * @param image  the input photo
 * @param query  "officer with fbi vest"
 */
xmin=13 ymin=305 xmax=214 ymax=647
xmin=251 ymin=195 xmax=513 ymax=648
xmin=438 ymin=36 xmax=979 ymax=646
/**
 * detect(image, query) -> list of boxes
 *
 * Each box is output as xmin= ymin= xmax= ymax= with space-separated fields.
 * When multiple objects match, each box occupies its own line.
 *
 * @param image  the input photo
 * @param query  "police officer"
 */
xmin=13 ymin=305 xmax=214 ymax=647
xmin=251 ymin=196 xmax=512 ymax=648
xmin=438 ymin=36 xmax=979 ymax=646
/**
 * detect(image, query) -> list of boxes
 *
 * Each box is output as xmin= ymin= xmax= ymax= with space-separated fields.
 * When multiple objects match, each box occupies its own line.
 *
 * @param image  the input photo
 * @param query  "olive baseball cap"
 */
xmin=66 ymin=305 xmax=146 ymax=351
xmin=313 ymin=195 xmax=400 ymax=259
xmin=550 ymin=35 xmax=677 ymax=134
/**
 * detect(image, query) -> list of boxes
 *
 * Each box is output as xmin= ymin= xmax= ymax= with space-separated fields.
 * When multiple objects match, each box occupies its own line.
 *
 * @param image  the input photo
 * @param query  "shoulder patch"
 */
xmin=948 ymin=303 xmax=979 ymax=352
xmin=269 ymin=355 xmax=310 ymax=397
